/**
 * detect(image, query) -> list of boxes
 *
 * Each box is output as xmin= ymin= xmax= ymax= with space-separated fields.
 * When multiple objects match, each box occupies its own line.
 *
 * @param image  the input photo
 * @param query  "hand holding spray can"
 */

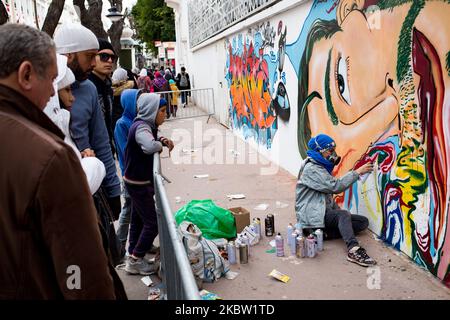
xmin=275 ymin=233 xmax=284 ymax=257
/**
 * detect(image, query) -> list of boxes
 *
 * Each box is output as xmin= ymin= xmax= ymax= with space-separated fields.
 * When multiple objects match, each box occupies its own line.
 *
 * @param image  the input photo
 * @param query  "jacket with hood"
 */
xmin=70 ymin=79 xmax=121 ymax=198
xmin=0 ymin=84 xmax=120 ymax=299
xmin=124 ymin=93 xmax=163 ymax=184
xmin=114 ymin=89 xmax=138 ymax=176
xmin=295 ymin=158 xmax=359 ymax=228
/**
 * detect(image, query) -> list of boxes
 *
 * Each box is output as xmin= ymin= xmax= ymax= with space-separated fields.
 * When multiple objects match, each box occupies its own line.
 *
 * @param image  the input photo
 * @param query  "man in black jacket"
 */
xmin=89 ymin=38 xmax=117 ymax=156
xmin=176 ymin=66 xmax=191 ymax=107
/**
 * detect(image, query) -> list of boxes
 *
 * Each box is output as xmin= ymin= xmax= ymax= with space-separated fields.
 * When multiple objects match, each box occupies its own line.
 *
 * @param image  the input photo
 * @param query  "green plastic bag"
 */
xmin=175 ymin=199 xmax=237 ymax=240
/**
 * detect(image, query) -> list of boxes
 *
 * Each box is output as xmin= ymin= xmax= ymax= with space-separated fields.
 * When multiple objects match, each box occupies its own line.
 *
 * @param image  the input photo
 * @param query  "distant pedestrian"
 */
xmin=153 ymin=71 xmax=172 ymax=118
xmin=295 ymin=134 xmax=376 ymax=267
xmin=168 ymin=79 xmax=179 ymax=117
xmin=123 ymin=94 xmax=174 ymax=275
xmin=176 ymin=66 xmax=191 ymax=107
xmin=137 ymin=68 xmax=153 ymax=93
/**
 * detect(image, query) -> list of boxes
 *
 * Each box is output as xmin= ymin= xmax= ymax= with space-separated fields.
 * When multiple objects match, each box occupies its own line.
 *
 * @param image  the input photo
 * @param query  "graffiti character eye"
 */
xmin=336 ymin=56 xmax=351 ymax=105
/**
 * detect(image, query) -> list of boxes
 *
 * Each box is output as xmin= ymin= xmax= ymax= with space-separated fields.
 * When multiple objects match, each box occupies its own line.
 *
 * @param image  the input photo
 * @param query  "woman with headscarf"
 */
xmin=152 ymin=71 xmax=172 ymax=118
xmin=137 ymin=68 xmax=153 ymax=93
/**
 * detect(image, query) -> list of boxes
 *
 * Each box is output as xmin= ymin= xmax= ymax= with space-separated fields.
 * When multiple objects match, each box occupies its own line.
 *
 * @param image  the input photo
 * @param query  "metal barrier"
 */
xmin=153 ymin=153 xmax=201 ymax=300
xmin=156 ymin=87 xmax=215 ymax=122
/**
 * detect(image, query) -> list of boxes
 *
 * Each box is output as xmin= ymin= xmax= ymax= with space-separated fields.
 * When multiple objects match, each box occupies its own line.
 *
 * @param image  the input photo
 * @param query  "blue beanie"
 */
xmin=159 ymin=98 xmax=167 ymax=108
xmin=307 ymin=134 xmax=336 ymax=152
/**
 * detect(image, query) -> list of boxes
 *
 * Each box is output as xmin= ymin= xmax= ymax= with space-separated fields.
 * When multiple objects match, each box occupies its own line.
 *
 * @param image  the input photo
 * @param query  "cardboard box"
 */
xmin=228 ymin=207 xmax=250 ymax=234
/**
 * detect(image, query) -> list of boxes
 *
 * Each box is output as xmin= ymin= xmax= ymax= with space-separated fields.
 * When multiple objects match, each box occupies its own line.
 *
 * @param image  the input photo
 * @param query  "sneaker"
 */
xmin=347 ymin=246 xmax=377 ymax=267
xmin=125 ymin=256 xmax=159 ymax=275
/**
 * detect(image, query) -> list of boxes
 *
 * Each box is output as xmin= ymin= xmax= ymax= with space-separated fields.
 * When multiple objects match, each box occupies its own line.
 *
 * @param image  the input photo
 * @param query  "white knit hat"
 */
xmin=55 ymin=54 xmax=75 ymax=90
xmin=54 ymin=23 xmax=99 ymax=54
xmin=112 ymin=67 xmax=128 ymax=84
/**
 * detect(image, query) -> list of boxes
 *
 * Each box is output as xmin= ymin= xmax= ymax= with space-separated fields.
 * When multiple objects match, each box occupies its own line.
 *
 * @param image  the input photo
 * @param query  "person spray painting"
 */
xmin=295 ymin=134 xmax=376 ymax=267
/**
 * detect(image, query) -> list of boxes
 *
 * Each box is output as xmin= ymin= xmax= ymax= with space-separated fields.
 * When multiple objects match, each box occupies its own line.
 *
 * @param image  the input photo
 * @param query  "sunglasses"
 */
xmin=98 ymin=52 xmax=118 ymax=63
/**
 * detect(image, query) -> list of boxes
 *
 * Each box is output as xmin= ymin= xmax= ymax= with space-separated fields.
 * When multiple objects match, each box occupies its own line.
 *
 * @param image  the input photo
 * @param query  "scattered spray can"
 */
xmin=268 ymin=214 xmax=275 ymax=233
xmin=275 ymin=233 xmax=284 ymax=257
xmin=314 ymin=229 xmax=324 ymax=251
xmin=253 ymin=218 xmax=262 ymax=239
xmin=239 ymin=243 xmax=248 ymax=264
xmin=306 ymin=234 xmax=316 ymax=258
xmin=227 ymin=241 xmax=237 ymax=264
xmin=290 ymin=231 xmax=298 ymax=256
xmin=242 ymin=233 xmax=250 ymax=256
xmin=296 ymin=236 xmax=306 ymax=258
xmin=287 ymin=223 xmax=294 ymax=248
xmin=265 ymin=216 xmax=274 ymax=237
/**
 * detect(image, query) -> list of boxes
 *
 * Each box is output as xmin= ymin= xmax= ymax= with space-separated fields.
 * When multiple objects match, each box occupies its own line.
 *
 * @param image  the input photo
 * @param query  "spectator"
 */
xmin=153 ymin=71 xmax=171 ymax=118
xmin=0 ymin=23 xmax=122 ymax=299
xmin=176 ymin=66 xmax=191 ymax=107
xmin=88 ymin=38 xmax=117 ymax=156
xmin=168 ymin=79 xmax=179 ymax=118
xmin=44 ymin=54 xmax=106 ymax=195
xmin=123 ymin=94 xmax=174 ymax=275
xmin=114 ymin=88 xmax=139 ymax=258
xmin=137 ymin=68 xmax=153 ymax=93
xmin=54 ymin=24 xmax=122 ymax=221
xmin=112 ymin=67 xmax=134 ymax=132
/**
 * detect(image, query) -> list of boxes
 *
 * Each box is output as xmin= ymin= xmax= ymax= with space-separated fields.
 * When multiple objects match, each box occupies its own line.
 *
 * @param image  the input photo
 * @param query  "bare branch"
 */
xmin=41 ymin=0 xmax=65 ymax=37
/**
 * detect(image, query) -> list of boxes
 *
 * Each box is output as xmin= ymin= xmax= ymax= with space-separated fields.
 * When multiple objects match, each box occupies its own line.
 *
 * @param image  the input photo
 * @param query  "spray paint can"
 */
xmin=242 ymin=233 xmax=250 ymax=256
xmin=275 ymin=233 xmax=284 ymax=257
xmin=239 ymin=243 xmax=248 ymax=264
xmin=296 ymin=236 xmax=306 ymax=258
xmin=265 ymin=216 xmax=274 ymax=237
xmin=306 ymin=234 xmax=316 ymax=258
xmin=268 ymin=214 xmax=275 ymax=233
xmin=290 ymin=232 xmax=298 ymax=256
xmin=287 ymin=223 xmax=294 ymax=248
xmin=227 ymin=241 xmax=237 ymax=264
xmin=314 ymin=229 xmax=324 ymax=251
xmin=253 ymin=218 xmax=262 ymax=239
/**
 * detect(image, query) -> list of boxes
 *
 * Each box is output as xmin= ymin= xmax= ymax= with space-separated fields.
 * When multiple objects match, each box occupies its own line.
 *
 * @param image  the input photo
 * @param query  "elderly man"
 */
xmin=0 ymin=24 xmax=122 ymax=299
xmin=54 ymin=24 xmax=122 ymax=220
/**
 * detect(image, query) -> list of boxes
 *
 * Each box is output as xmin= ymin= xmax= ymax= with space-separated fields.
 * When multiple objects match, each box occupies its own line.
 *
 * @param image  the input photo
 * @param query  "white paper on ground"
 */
xmin=225 ymin=271 xmax=239 ymax=280
xmin=254 ymin=203 xmax=269 ymax=211
xmin=227 ymin=194 xmax=246 ymax=200
xmin=194 ymin=174 xmax=210 ymax=178
xmin=276 ymin=201 xmax=289 ymax=209
xmin=175 ymin=196 xmax=182 ymax=203
xmin=141 ymin=276 xmax=153 ymax=287
xmin=269 ymin=240 xmax=276 ymax=247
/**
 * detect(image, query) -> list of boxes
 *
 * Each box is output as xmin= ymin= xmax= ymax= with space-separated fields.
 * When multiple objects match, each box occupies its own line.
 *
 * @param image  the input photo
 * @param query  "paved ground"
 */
xmin=118 ymin=114 xmax=450 ymax=300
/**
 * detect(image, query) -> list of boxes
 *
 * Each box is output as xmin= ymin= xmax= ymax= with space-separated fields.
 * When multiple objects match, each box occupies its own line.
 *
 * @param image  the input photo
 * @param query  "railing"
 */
xmin=153 ymin=153 xmax=201 ymax=300
xmin=156 ymin=87 xmax=215 ymax=122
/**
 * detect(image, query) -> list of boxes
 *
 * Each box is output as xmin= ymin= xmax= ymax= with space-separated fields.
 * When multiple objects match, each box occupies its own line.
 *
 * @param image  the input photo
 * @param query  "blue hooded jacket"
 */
xmin=114 ymin=89 xmax=138 ymax=175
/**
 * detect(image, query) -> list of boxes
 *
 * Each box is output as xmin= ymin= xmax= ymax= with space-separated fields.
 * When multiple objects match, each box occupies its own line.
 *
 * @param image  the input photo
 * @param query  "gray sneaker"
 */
xmin=125 ymin=256 xmax=159 ymax=275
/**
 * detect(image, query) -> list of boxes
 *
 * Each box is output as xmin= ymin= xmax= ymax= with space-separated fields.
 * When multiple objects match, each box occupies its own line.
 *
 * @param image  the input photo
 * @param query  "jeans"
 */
xmin=324 ymin=209 xmax=369 ymax=251
xmin=126 ymin=183 xmax=158 ymax=258
xmin=180 ymin=90 xmax=189 ymax=105
xmin=116 ymin=183 xmax=131 ymax=246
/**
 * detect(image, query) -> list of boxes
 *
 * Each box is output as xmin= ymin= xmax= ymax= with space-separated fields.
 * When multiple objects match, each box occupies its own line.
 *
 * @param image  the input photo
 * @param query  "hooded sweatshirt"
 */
xmin=114 ymin=89 xmax=138 ymax=176
xmin=124 ymin=93 xmax=163 ymax=184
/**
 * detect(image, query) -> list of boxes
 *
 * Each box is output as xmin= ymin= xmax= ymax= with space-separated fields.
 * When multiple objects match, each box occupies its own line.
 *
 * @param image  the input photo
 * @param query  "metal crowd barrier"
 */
xmin=156 ymin=87 xmax=215 ymax=122
xmin=153 ymin=153 xmax=201 ymax=300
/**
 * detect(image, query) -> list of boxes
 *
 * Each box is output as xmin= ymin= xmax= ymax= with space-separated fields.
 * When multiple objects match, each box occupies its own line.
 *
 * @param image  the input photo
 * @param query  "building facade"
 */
xmin=167 ymin=0 xmax=450 ymax=287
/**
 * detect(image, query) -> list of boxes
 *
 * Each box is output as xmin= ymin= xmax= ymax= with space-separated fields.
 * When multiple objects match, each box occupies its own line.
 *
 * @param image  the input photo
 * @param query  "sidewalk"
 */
xmin=118 ymin=115 xmax=450 ymax=300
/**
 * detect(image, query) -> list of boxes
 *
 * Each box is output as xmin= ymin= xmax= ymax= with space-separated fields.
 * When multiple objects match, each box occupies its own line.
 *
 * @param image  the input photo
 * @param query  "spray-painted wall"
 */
xmin=217 ymin=0 xmax=450 ymax=285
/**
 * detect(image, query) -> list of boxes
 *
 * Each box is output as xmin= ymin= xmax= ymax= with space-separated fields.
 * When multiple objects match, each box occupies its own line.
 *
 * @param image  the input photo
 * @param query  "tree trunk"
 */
xmin=74 ymin=0 xmax=108 ymax=39
xmin=0 ymin=0 xmax=8 ymax=25
xmin=107 ymin=1 xmax=125 ymax=60
xmin=33 ymin=0 xmax=39 ymax=29
xmin=41 ymin=0 xmax=65 ymax=37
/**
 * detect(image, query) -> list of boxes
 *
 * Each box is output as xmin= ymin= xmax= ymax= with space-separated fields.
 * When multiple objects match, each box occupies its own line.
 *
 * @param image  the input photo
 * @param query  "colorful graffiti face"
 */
xmin=226 ymin=21 xmax=290 ymax=148
xmin=297 ymin=0 xmax=450 ymax=285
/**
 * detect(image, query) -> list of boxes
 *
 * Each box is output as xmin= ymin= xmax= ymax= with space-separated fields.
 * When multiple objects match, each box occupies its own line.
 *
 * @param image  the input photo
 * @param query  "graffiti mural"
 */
xmin=225 ymin=21 xmax=290 ymax=148
xmin=295 ymin=0 xmax=450 ymax=285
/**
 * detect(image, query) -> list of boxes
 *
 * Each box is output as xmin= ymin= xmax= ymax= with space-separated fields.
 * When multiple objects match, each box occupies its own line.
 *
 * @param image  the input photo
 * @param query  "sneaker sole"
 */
xmin=347 ymin=256 xmax=377 ymax=267
xmin=124 ymin=267 xmax=155 ymax=276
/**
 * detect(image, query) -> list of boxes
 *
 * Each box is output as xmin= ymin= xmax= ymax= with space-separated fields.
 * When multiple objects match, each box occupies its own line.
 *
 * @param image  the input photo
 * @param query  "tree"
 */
xmin=0 ymin=0 xmax=8 ymax=25
xmin=131 ymin=0 xmax=175 ymax=56
xmin=41 ymin=0 xmax=65 ymax=36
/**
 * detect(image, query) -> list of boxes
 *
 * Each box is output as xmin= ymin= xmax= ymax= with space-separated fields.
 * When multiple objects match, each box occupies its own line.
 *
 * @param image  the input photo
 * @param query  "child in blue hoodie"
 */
xmin=114 ymin=89 xmax=139 ymax=257
xmin=123 ymin=94 xmax=174 ymax=275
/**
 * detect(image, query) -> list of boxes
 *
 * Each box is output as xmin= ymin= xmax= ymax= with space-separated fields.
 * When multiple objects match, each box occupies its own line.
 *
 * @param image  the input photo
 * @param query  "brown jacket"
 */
xmin=0 ymin=84 xmax=126 ymax=299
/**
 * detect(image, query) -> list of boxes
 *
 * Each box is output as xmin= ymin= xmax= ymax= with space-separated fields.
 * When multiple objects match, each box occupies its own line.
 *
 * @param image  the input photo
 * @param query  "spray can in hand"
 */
xmin=275 ymin=233 xmax=284 ymax=257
